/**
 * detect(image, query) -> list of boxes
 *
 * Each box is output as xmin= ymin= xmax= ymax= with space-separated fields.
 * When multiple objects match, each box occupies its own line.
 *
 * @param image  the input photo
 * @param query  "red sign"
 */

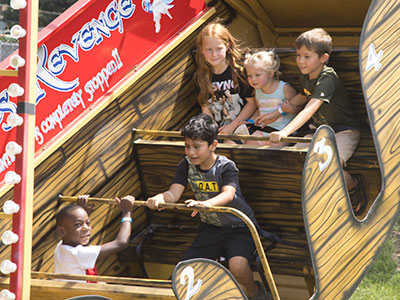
xmin=0 ymin=0 xmax=207 ymax=188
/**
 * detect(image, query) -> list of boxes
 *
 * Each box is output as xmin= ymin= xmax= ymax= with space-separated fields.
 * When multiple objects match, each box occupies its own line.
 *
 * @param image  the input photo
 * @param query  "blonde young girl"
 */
xmin=194 ymin=22 xmax=256 ymax=137
xmin=244 ymin=50 xmax=299 ymax=145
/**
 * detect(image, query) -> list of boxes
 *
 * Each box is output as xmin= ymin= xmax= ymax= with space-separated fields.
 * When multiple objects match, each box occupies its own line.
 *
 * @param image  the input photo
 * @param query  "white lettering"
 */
xmin=84 ymin=48 xmax=123 ymax=101
xmin=36 ymin=48 xmax=123 ymax=145
xmin=0 ymin=89 xmax=17 ymax=132
xmin=40 ymin=89 xmax=85 ymax=134
xmin=0 ymin=153 xmax=15 ymax=172
xmin=36 ymin=0 xmax=135 ymax=103
xmin=35 ymin=126 xmax=44 ymax=145
xmin=213 ymin=80 xmax=234 ymax=91
xmin=366 ymin=43 xmax=383 ymax=72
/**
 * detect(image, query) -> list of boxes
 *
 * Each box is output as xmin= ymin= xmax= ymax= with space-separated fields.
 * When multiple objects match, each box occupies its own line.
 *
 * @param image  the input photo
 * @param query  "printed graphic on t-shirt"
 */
xmin=304 ymin=88 xmax=312 ymax=97
xmin=208 ymin=79 xmax=244 ymax=126
xmin=186 ymin=158 xmax=222 ymax=227
xmin=194 ymin=181 xmax=219 ymax=192
xmin=258 ymin=98 xmax=283 ymax=114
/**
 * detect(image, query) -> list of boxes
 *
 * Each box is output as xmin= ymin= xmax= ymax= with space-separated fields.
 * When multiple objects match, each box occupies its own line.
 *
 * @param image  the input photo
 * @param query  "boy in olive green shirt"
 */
xmin=270 ymin=28 xmax=366 ymax=216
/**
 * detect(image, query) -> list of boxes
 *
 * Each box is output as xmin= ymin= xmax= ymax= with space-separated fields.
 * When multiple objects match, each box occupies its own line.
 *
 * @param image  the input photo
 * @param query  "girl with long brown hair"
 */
xmin=194 ymin=21 xmax=256 ymax=137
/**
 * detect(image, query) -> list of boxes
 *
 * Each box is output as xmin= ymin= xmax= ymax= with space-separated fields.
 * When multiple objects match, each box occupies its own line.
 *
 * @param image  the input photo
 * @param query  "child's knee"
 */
xmin=228 ymin=256 xmax=250 ymax=273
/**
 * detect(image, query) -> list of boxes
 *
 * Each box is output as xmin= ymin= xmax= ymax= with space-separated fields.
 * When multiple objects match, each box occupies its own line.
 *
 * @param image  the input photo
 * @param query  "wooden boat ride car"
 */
xmin=0 ymin=0 xmax=399 ymax=299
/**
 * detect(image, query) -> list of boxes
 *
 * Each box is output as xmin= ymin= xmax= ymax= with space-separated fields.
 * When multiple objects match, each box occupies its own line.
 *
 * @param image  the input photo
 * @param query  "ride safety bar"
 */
xmin=132 ymin=128 xmax=311 ymax=144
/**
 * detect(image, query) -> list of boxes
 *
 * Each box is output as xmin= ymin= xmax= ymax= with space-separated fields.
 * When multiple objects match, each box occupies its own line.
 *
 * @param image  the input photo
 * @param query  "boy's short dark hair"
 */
xmin=295 ymin=28 xmax=332 ymax=57
xmin=56 ymin=204 xmax=82 ymax=226
xmin=181 ymin=114 xmax=218 ymax=145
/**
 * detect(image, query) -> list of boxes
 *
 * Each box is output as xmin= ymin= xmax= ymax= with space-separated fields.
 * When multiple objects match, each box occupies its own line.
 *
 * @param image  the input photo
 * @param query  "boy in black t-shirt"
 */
xmin=146 ymin=114 xmax=269 ymax=300
xmin=269 ymin=28 xmax=366 ymax=216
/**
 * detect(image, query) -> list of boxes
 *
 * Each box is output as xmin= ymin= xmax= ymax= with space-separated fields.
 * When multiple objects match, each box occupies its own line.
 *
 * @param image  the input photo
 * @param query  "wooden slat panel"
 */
xmin=0 ymin=4 xmax=386 ymax=298
xmin=229 ymin=0 xmax=371 ymax=28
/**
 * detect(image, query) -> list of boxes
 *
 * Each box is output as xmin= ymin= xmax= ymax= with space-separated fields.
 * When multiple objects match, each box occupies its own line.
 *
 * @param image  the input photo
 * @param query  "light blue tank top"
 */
xmin=255 ymin=80 xmax=294 ymax=130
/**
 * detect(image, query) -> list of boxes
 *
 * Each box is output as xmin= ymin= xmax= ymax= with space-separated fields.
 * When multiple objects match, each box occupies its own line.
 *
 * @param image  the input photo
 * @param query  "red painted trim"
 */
xmin=9 ymin=0 xmax=37 ymax=298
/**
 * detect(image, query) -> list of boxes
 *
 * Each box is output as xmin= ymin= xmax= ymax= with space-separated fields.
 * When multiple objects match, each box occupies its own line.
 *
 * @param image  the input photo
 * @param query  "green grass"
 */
xmin=350 ymin=218 xmax=400 ymax=300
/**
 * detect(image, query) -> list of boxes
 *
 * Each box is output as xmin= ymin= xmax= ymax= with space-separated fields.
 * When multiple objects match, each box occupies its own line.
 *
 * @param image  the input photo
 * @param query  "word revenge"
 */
xmin=0 ymin=0 xmax=204 ymax=183
xmin=36 ymin=0 xmax=135 ymax=104
xmin=35 ymin=48 xmax=123 ymax=145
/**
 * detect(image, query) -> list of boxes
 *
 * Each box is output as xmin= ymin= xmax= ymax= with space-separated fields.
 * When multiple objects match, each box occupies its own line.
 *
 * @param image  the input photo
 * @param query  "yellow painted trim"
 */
xmin=0 ymin=185 xmax=10 ymax=199
xmin=0 ymin=277 xmax=176 ymax=299
xmin=0 ymin=7 xmax=216 ymax=199
xmin=0 ymin=70 xmax=18 ymax=77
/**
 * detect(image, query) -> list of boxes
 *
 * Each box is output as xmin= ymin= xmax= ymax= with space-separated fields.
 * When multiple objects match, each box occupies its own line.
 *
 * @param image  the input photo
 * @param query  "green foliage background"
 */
xmin=350 ymin=217 xmax=400 ymax=300
xmin=0 ymin=0 xmax=78 ymax=29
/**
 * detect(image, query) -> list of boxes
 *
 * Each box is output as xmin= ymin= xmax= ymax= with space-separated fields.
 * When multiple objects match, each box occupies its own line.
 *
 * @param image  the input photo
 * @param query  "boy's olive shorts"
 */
xmin=295 ymin=128 xmax=360 ymax=165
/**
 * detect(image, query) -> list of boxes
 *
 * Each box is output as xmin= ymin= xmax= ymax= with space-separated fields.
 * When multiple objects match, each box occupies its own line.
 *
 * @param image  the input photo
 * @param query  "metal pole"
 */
xmin=132 ymin=128 xmax=312 ymax=144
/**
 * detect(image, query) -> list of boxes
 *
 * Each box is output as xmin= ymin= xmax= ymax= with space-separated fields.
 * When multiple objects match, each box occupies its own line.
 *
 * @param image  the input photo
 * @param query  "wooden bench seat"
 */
xmin=127 ymin=222 xmax=311 ymax=278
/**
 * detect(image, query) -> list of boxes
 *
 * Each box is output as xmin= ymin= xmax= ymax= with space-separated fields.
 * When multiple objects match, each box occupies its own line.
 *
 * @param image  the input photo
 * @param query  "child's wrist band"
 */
xmin=278 ymin=107 xmax=287 ymax=116
xmin=121 ymin=217 xmax=132 ymax=223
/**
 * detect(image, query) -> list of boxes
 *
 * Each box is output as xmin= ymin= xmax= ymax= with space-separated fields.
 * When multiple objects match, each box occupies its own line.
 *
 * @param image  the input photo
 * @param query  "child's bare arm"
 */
xmin=146 ymin=183 xmax=185 ymax=210
xmin=280 ymin=85 xmax=305 ymax=114
xmin=287 ymin=93 xmax=308 ymax=106
xmin=269 ymin=98 xmax=323 ymax=142
xmin=219 ymin=97 xmax=257 ymax=134
xmin=281 ymin=100 xmax=303 ymax=114
xmin=97 ymin=195 xmax=134 ymax=261
xmin=185 ymin=185 xmax=235 ymax=217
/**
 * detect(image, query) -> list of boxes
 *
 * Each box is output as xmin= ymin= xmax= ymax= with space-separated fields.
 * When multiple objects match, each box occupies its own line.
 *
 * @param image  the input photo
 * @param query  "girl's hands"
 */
xmin=218 ymin=122 xmax=236 ymax=134
xmin=254 ymin=110 xmax=280 ymax=127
